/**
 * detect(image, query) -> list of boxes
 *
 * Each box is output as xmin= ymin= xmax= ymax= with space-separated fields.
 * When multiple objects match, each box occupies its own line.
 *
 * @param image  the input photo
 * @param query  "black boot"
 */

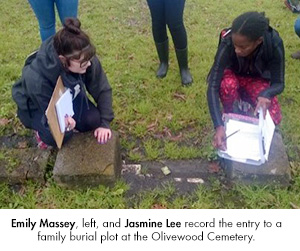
xmin=175 ymin=47 xmax=193 ymax=86
xmin=155 ymin=39 xmax=169 ymax=78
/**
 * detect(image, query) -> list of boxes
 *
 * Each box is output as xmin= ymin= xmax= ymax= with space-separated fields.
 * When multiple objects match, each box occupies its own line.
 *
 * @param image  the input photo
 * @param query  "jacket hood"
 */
xmin=23 ymin=37 xmax=63 ymax=87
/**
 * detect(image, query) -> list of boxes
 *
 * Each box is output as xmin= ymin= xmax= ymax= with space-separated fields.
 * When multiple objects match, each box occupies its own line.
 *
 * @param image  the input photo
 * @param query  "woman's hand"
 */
xmin=254 ymin=96 xmax=271 ymax=119
xmin=64 ymin=115 xmax=76 ymax=132
xmin=213 ymin=126 xmax=227 ymax=151
xmin=94 ymin=127 xmax=112 ymax=144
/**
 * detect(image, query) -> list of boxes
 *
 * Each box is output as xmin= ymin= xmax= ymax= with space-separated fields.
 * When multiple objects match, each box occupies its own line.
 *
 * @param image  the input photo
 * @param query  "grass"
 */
xmin=0 ymin=0 xmax=300 ymax=208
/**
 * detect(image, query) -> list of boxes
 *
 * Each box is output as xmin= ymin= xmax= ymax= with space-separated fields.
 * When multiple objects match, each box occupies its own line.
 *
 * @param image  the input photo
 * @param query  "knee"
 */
xmin=167 ymin=20 xmax=184 ymax=33
xmin=294 ymin=17 xmax=300 ymax=37
xmin=220 ymin=70 xmax=239 ymax=94
xmin=152 ymin=19 xmax=166 ymax=31
xmin=39 ymin=21 xmax=55 ymax=30
xmin=76 ymin=114 xmax=101 ymax=132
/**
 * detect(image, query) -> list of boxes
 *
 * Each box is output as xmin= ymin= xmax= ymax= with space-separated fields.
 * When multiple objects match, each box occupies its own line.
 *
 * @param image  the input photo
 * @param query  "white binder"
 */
xmin=218 ymin=108 xmax=275 ymax=166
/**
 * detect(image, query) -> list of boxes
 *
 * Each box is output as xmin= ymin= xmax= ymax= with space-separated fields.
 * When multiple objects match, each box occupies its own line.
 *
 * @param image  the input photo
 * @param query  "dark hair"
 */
xmin=53 ymin=18 xmax=96 ymax=67
xmin=231 ymin=11 xmax=269 ymax=41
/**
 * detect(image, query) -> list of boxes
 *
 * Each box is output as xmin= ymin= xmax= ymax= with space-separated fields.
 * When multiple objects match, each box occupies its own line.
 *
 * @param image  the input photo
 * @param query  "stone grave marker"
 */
xmin=53 ymin=131 xmax=121 ymax=188
xmin=0 ymin=148 xmax=50 ymax=184
xmin=221 ymin=132 xmax=291 ymax=186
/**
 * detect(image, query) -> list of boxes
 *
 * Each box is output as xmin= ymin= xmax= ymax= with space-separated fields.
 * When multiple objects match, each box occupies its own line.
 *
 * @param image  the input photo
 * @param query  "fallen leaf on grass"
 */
xmin=0 ymin=118 xmax=10 ymax=126
xmin=118 ymin=129 xmax=126 ymax=136
xmin=147 ymin=119 xmax=158 ymax=132
xmin=128 ymin=54 xmax=134 ymax=60
xmin=166 ymin=114 xmax=173 ymax=121
xmin=17 ymin=185 xmax=26 ymax=196
xmin=17 ymin=141 xmax=28 ymax=149
xmin=132 ymin=147 xmax=140 ymax=153
xmin=163 ymin=127 xmax=172 ymax=137
xmin=173 ymin=93 xmax=186 ymax=101
xmin=154 ymin=127 xmax=183 ymax=141
xmin=208 ymin=162 xmax=220 ymax=173
xmin=290 ymin=202 xmax=300 ymax=209
xmin=151 ymin=204 xmax=167 ymax=209
xmin=169 ymin=132 xmax=183 ymax=142
xmin=153 ymin=133 xmax=164 ymax=139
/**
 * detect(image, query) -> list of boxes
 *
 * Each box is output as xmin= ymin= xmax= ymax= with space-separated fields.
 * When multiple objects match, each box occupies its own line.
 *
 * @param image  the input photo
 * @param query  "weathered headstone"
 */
xmin=0 ymin=148 xmax=50 ymax=184
xmin=221 ymin=132 xmax=291 ymax=186
xmin=53 ymin=131 xmax=121 ymax=188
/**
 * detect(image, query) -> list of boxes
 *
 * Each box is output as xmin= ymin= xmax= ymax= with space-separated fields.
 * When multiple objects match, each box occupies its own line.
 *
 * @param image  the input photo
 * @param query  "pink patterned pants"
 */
xmin=219 ymin=69 xmax=282 ymax=124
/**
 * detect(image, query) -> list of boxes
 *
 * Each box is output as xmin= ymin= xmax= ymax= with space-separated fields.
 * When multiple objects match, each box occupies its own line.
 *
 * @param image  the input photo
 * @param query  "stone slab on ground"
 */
xmin=221 ymin=132 xmax=291 ymax=186
xmin=121 ymin=159 xmax=224 ymax=195
xmin=0 ymin=148 xmax=51 ymax=184
xmin=53 ymin=131 xmax=121 ymax=188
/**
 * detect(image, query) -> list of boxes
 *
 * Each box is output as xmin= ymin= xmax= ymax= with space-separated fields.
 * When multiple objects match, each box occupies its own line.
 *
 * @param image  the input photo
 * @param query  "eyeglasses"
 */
xmin=70 ymin=58 xmax=91 ymax=68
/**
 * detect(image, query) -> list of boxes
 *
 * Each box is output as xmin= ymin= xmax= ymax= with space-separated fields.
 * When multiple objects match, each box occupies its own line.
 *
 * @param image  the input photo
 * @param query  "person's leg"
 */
xmin=292 ymin=15 xmax=300 ymax=59
xmin=147 ymin=0 xmax=169 ymax=78
xmin=17 ymin=108 xmax=73 ymax=147
xmin=165 ymin=0 xmax=186 ymax=49
xmin=147 ymin=0 xmax=167 ymax=43
xmin=55 ymin=0 xmax=78 ymax=25
xmin=238 ymin=76 xmax=282 ymax=124
xmin=72 ymin=94 xmax=102 ymax=132
xmin=28 ymin=0 xmax=56 ymax=41
xmin=219 ymin=69 xmax=240 ymax=113
xmin=166 ymin=0 xmax=192 ymax=85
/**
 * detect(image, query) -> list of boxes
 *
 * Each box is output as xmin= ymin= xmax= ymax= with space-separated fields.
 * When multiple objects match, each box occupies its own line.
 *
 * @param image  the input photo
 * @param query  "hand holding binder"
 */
xmin=55 ymin=88 xmax=74 ymax=133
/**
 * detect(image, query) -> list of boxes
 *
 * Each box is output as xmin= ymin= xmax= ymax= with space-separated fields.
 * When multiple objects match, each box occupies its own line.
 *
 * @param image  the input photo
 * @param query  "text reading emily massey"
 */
xmin=10 ymin=216 xmax=283 ymax=245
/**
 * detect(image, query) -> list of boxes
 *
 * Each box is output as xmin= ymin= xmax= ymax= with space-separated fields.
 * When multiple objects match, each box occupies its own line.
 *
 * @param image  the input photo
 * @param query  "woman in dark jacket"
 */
xmin=12 ymin=18 xmax=114 ymax=148
xmin=207 ymin=12 xmax=285 ymax=150
xmin=147 ymin=0 xmax=193 ymax=86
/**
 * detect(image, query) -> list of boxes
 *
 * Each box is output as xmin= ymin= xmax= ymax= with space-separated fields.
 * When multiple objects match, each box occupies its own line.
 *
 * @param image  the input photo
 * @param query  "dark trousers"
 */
xmin=147 ymin=0 xmax=187 ymax=49
xmin=17 ymin=92 xmax=102 ymax=147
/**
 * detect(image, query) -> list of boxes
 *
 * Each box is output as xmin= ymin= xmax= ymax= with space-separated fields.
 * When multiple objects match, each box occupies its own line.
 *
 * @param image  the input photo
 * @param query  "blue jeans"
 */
xmin=28 ymin=0 xmax=78 ymax=41
xmin=147 ymin=0 xmax=187 ymax=49
xmin=294 ymin=15 xmax=300 ymax=37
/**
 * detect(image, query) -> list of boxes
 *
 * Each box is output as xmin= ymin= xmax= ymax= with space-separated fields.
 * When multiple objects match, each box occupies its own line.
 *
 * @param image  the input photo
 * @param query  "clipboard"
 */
xmin=45 ymin=76 xmax=66 ymax=149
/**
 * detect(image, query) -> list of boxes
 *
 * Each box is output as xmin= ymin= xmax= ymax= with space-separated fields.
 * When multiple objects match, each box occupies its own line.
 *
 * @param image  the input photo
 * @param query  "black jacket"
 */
xmin=12 ymin=37 xmax=114 ymax=128
xmin=207 ymin=27 xmax=285 ymax=128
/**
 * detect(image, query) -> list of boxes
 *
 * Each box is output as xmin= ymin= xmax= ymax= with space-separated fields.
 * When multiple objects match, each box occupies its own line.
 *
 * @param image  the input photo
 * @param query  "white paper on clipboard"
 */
xmin=55 ymin=88 xmax=74 ymax=133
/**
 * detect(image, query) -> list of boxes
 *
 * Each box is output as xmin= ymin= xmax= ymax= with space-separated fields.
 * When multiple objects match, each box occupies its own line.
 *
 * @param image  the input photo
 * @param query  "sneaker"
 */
xmin=232 ymin=100 xmax=254 ymax=117
xmin=34 ymin=131 xmax=49 ymax=150
xmin=284 ymin=0 xmax=300 ymax=13
xmin=291 ymin=51 xmax=300 ymax=59
xmin=285 ymin=0 xmax=294 ymax=12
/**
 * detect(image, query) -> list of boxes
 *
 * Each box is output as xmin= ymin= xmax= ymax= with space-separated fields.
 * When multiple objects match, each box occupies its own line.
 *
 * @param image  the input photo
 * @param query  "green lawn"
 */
xmin=0 ymin=0 xmax=300 ymax=208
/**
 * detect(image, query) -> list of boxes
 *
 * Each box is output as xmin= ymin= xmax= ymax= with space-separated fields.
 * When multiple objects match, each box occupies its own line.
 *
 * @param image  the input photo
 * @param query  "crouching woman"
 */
xmin=12 ymin=18 xmax=114 ymax=148
xmin=207 ymin=11 xmax=285 ymax=150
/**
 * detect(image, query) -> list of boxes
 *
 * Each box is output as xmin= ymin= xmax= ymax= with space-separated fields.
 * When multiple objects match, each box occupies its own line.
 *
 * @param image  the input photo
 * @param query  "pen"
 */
xmin=262 ymin=137 xmax=266 ymax=155
xmin=225 ymin=129 xmax=240 ymax=140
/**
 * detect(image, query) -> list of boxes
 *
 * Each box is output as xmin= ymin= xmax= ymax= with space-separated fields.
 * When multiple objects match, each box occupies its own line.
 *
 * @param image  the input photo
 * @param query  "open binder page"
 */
xmin=222 ymin=119 xmax=261 ymax=161
xmin=261 ymin=110 xmax=275 ymax=160
xmin=55 ymin=88 xmax=74 ymax=133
